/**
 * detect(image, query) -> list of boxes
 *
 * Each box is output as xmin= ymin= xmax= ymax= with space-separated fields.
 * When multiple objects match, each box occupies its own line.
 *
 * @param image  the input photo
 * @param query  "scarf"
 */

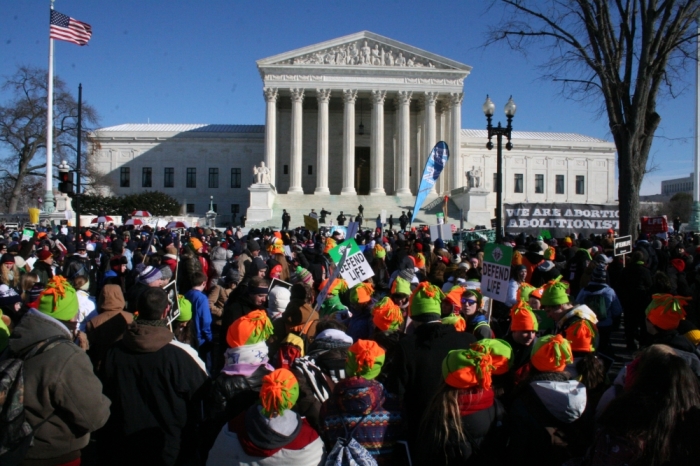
xmin=222 ymin=341 xmax=274 ymax=376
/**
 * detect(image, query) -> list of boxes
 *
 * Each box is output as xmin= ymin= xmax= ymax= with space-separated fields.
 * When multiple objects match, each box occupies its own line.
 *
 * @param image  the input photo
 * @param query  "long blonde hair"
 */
xmin=419 ymin=383 xmax=467 ymax=462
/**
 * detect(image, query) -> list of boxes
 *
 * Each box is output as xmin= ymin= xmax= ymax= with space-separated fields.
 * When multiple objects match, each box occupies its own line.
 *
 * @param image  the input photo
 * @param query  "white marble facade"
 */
xmin=89 ymin=31 xmax=617 ymax=219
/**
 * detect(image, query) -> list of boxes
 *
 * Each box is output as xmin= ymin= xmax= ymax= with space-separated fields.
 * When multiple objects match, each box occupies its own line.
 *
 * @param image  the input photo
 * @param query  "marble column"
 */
xmin=341 ymin=89 xmax=358 ymax=195
xmin=315 ymin=89 xmax=331 ymax=194
xmin=450 ymin=92 xmax=463 ymax=191
xmin=424 ymin=92 xmax=438 ymax=193
xmin=263 ymin=87 xmax=278 ymax=186
xmin=397 ymin=90 xmax=412 ymax=195
xmin=370 ymin=90 xmax=387 ymax=195
xmin=288 ymin=88 xmax=304 ymax=194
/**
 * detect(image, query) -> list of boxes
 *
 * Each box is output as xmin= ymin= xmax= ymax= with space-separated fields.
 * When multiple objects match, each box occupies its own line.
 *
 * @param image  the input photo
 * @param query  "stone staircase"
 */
xmin=248 ymin=193 xmax=474 ymax=230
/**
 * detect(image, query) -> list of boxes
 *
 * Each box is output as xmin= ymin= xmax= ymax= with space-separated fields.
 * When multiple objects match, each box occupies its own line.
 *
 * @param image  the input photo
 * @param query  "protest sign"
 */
xmin=21 ymin=228 xmax=34 ymax=242
xmin=480 ymin=243 xmax=513 ymax=303
xmin=640 ymin=216 xmax=668 ymax=234
xmin=504 ymin=203 xmax=619 ymax=236
xmin=303 ymin=215 xmax=319 ymax=232
xmin=614 ymin=235 xmax=633 ymax=257
xmin=329 ymin=239 xmax=374 ymax=288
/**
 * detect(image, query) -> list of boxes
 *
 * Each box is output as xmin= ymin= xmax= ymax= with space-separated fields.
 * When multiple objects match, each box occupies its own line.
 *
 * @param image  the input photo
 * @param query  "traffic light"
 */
xmin=58 ymin=163 xmax=74 ymax=195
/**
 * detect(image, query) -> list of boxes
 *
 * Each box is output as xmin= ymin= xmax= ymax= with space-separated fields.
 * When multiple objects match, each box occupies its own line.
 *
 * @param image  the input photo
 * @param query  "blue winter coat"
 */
xmin=575 ymin=283 xmax=622 ymax=328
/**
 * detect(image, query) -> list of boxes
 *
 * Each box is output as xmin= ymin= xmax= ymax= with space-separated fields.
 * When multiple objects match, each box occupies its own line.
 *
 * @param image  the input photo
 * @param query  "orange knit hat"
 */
xmin=530 ymin=334 xmax=573 ymax=372
xmin=442 ymin=314 xmax=467 ymax=332
xmin=471 ymin=339 xmax=513 ymax=375
xmin=349 ymin=282 xmax=374 ymax=305
xmin=645 ymin=294 xmax=690 ymax=330
xmin=267 ymin=238 xmax=284 ymax=255
xmin=510 ymin=301 xmax=539 ymax=332
xmin=372 ymin=297 xmax=403 ymax=332
xmin=190 ymin=237 xmax=203 ymax=251
xmin=324 ymin=237 xmax=337 ymax=254
xmin=445 ymin=285 xmax=465 ymax=308
xmin=565 ymin=319 xmax=598 ymax=352
xmin=226 ymin=310 xmax=274 ymax=348
xmin=442 ymin=348 xmax=496 ymax=390
xmin=260 ymin=368 xmax=299 ymax=417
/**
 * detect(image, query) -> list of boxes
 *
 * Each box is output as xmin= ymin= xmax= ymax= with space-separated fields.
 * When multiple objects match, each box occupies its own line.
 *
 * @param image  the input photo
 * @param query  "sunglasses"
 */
xmin=462 ymin=299 xmax=477 ymax=306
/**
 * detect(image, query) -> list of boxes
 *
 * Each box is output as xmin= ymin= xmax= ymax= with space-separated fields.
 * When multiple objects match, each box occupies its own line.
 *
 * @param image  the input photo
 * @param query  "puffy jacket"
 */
xmin=10 ymin=309 xmax=111 ymax=463
xmin=210 ymin=246 xmax=233 ymax=278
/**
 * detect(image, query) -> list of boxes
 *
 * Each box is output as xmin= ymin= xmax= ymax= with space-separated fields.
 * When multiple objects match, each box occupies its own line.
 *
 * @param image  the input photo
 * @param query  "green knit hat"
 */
xmin=409 ymin=282 xmax=446 ymax=319
xmin=176 ymin=295 xmax=192 ymax=322
xmin=346 ymin=339 xmax=386 ymax=380
xmin=540 ymin=277 xmax=570 ymax=306
xmin=471 ymin=339 xmax=513 ymax=375
xmin=531 ymin=334 xmax=573 ymax=372
xmin=391 ymin=276 xmax=412 ymax=296
xmin=38 ymin=276 xmax=78 ymax=322
xmin=517 ymin=283 xmax=536 ymax=302
xmin=319 ymin=294 xmax=347 ymax=317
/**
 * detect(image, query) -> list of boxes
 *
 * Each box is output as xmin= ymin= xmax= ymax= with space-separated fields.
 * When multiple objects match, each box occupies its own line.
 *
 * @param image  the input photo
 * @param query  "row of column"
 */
xmin=263 ymin=87 xmax=463 ymax=195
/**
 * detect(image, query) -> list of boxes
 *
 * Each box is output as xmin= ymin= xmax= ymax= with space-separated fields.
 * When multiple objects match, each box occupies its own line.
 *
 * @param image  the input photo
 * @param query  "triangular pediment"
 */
xmin=257 ymin=31 xmax=471 ymax=72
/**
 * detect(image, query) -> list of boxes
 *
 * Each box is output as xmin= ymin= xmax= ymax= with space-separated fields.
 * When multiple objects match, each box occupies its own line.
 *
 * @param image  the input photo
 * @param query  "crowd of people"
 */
xmin=0 ymin=221 xmax=699 ymax=466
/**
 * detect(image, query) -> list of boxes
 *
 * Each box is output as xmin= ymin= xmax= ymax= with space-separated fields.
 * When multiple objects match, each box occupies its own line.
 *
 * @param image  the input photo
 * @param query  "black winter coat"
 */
xmin=387 ymin=322 xmax=476 ymax=448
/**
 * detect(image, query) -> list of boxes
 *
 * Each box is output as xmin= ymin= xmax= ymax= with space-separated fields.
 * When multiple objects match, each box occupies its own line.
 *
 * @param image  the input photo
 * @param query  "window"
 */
xmin=120 ymin=167 xmax=130 ymax=187
xmin=186 ymin=168 xmax=196 ymax=188
xmin=164 ymin=167 xmax=174 ymax=188
xmin=142 ymin=167 xmax=152 ymax=188
xmin=283 ymin=165 xmax=289 ymax=175
xmin=208 ymin=168 xmax=219 ymax=188
xmin=535 ymin=174 xmax=544 ymax=194
xmin=514 ymin=173 xmax=523 ymax=193
xmin=556 ymin=175 xmax=565 ymax=194
xmin=493 ymin=173 xmax=498 ymax=192
xmin=576 ymin=175 xmax=585 ymax=195
xmin=308 ymin=165 xmax=313 ymax=175
xmin=231 ymin=168 xmax=241 ymax=188
xmin=231 ymin=204 xmax=240 ymax=214
xmin=186 ymin=203 xmax=195 ymax=214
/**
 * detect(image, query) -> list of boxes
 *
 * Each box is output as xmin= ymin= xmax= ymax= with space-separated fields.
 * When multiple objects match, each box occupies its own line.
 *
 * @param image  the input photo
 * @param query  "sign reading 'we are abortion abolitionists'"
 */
xmin=504 ymin=203 xmax=619 ymax=237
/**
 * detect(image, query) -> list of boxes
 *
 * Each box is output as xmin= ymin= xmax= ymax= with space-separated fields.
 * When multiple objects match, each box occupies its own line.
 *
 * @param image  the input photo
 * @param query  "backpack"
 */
xmin=583 ymin=293 xmax=608 ymax=321
xmin=0 ymin=335 xmax=70 ymax=465
xmin=324 ymin=412 xmax=378 ymax=466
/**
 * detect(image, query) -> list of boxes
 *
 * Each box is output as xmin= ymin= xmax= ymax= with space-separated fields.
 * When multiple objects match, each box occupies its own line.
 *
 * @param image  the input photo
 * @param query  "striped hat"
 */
xmin=226 ymin=310 xmax=274 ymax=348
xmin=346 ymin=339 xmax=386 ymax=380
xmin=372 ymin=297 xmax=403 ymax=332
xmin=260 ymin=368 xmax=299 ymax=417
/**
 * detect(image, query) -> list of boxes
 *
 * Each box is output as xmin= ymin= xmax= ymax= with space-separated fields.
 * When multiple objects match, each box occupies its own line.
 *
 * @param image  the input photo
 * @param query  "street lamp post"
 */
xmin=483 ymin=95 xmax=516 ymax=243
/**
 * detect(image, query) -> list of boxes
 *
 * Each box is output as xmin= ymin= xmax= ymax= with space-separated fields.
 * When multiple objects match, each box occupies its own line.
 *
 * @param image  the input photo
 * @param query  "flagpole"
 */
xmin=44 ymin=0 xmax=56 ymax=213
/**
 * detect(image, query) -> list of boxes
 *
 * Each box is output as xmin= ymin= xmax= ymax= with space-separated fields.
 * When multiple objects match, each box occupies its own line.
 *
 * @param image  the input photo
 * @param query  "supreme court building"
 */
xmin=90 ymin=31 xmax=617 ymax=226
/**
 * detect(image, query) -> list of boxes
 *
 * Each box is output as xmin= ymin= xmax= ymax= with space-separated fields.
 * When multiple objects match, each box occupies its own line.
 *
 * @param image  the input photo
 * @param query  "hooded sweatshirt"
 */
xmin=86 ymin=284 xmax=133 ymax=369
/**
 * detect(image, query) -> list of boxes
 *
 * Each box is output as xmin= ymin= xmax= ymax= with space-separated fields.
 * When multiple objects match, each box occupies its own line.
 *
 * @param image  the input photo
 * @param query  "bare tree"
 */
xmin=0 ymin=65 xmax=99 ymax=212
xmin=487 ymin=0 xmax=700 ymax=238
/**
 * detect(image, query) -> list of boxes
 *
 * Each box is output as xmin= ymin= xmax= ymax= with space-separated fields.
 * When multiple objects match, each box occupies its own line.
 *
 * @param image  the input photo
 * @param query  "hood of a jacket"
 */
xmin=122 ymin=323 xmax=173 ymax=353
xmin=559 ymin=304 xmax=597 ymax=328
xmin=536 ymin=260 xmax=556 ymax=272
xmin=99 ymin=284 xmax=125 ymax=314
xmin=243 ymin=404 xmax=302 ymax=453
xmin=334 ymin=376 xmax=385 ymax=415
xmin=530 ymin=380 xmax=587 ymax=423
xmin=9 ymin=308 xmax=72 ymax=354
xmin=582 ymin=283 xmax=608 ymax=294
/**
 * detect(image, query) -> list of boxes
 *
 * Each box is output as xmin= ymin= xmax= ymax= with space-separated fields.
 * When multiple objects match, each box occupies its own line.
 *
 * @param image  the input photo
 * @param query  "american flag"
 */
xmin=49 ymin=10 xmax=92 ymax=46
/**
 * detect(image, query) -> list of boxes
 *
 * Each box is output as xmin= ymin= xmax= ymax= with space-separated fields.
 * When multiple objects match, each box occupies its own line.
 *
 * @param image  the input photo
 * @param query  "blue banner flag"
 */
xmin=410 ymin=141 xmax=449 ymax=224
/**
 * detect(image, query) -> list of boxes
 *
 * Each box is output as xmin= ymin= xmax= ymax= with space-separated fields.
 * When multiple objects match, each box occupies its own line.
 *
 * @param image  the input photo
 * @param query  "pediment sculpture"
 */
xmin=277 ymin=39 xmax=450 ymax=69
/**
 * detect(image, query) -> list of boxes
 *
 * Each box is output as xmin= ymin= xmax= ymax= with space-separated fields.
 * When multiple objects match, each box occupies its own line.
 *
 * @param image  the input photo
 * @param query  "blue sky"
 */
xmin=2 ymin=0 xmax=697 ymax=195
